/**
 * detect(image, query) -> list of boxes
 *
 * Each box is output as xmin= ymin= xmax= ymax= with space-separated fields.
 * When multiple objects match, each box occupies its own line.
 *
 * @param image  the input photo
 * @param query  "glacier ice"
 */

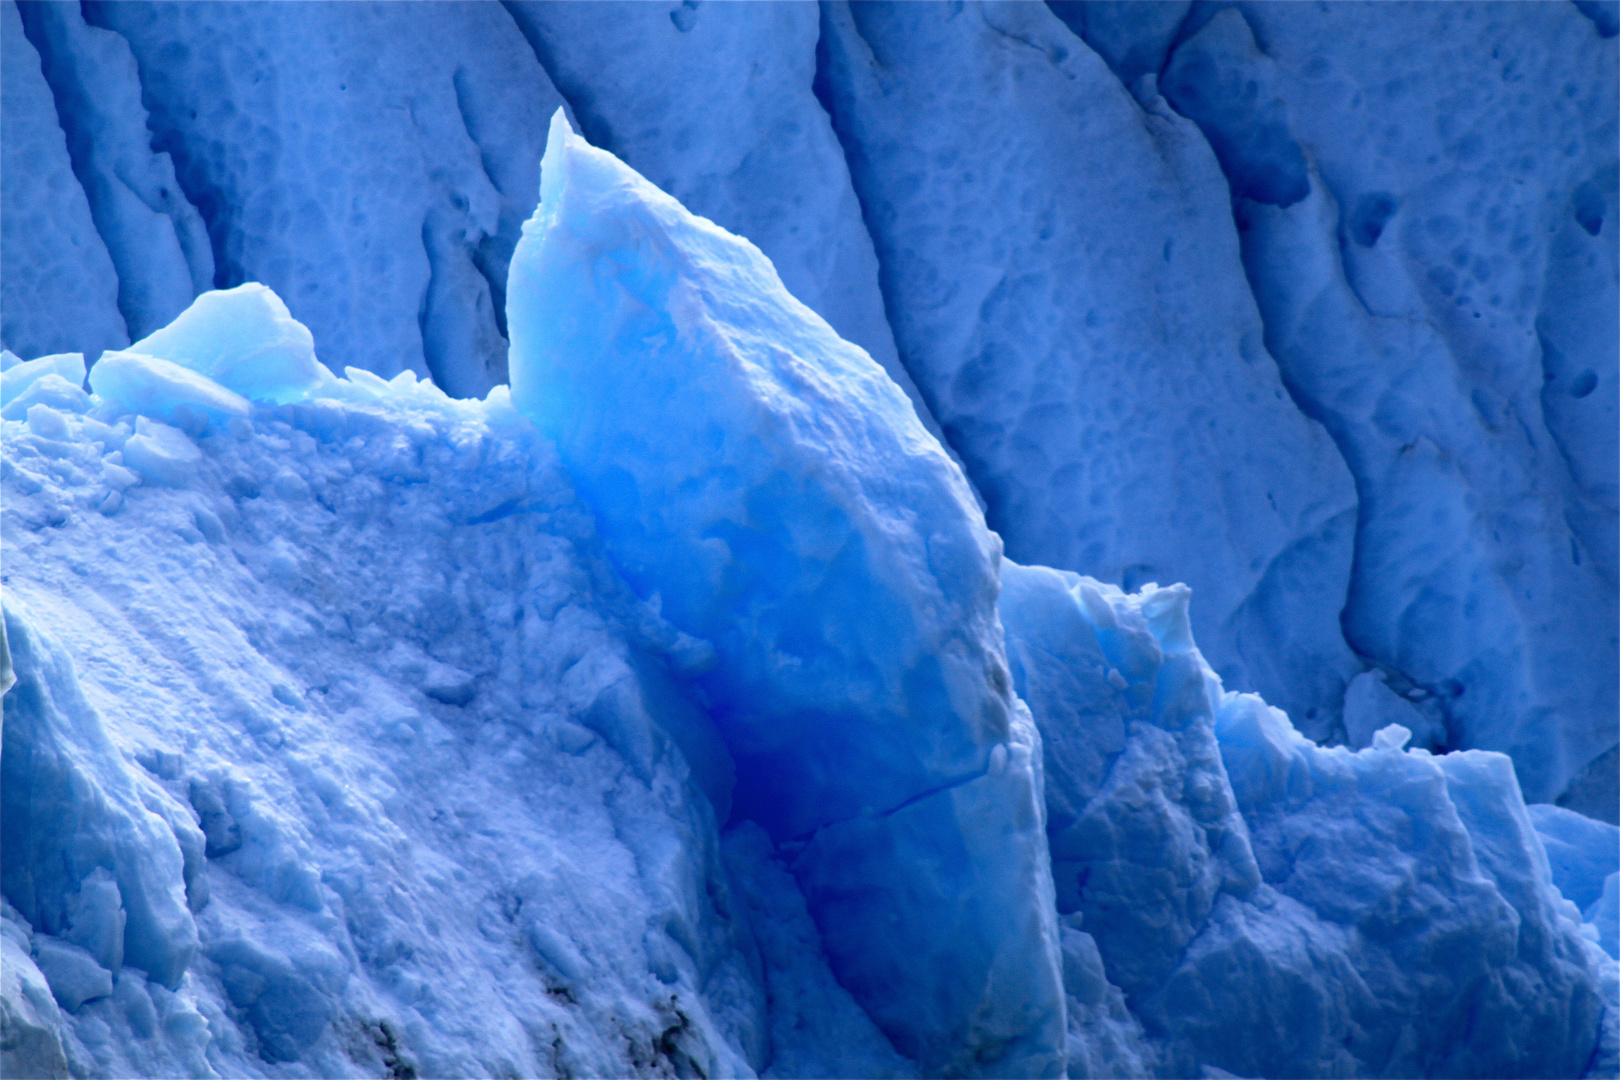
xmin=118 ymin=284 xmax=331 ymax=406
xmin=1002 ymin=561 xmax=1611 ymax=1078
xmin=3 ymin=331 xmax=797 ymax=1078
xmin=1 ymin=8 xmax=1616 ymax=1078
xmin=3 ymin=0 xmax=1612 ymax=829
xmin=1206 ymin=0 xmax=1617 ymax=814
xmin=14 ymin=0 xmax=213 ymax=341
xmin=2 ymin=603 xmax=202 ymax=991
xmin=80 ymin=0 xmax=574 ymax=395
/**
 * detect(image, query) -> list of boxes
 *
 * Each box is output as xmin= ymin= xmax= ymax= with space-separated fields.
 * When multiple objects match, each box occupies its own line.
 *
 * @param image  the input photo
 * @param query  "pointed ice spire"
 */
xmin=504 ymin=109 xmax=1065 ymax=1077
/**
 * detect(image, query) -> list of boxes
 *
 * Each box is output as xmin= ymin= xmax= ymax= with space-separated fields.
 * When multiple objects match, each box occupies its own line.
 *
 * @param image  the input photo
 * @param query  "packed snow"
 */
xmin=2 ymin=3 xmax=1617 ymax=1078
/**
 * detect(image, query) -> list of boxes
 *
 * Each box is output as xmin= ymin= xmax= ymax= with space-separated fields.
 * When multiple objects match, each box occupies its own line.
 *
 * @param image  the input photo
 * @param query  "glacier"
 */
xmin=4 ymin=0 xmax=1615 ymax=819
xmin=2 ymin=3 xmax=1617 ymax=1078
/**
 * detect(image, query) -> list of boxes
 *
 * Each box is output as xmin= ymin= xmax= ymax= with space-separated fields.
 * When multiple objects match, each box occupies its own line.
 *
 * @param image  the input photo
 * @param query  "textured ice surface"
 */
xmin=816 ymin=0 xmax=1363 ymax=741
xmin=3 ymin=0 xmax=1613 ymax=824
xmin=3 ymin=8 xmax=1617 ymax=1075
xmin=507 ymin=112 xmax=1063 ymax=1077
xmin=1200 ymin=0 xmax=1619 ymax=814
xmin=14 ymin=1 xmax=213 ymax=341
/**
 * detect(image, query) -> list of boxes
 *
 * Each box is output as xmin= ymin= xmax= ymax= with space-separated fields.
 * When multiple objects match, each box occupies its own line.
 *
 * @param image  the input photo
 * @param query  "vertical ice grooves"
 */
xmin=452 ymin=66 xmax=511 ymax=345
xmin=78 ymin=1 xmax=235 ymax=295
xmin=13 ymin=4 xmax=129 ymax=337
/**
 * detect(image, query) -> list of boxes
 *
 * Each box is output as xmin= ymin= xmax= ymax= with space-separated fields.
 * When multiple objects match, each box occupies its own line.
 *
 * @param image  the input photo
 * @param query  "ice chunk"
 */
xmin=999 ymin=563 xmax=1260 ymax=1000
xmin=509 ymin=111 xmax=1003 ymax=836
xmin=118 ymin=417 xmax=203 ymax=488
xmin=89 ymin=351 xmax=250 ymax=424
xmin=1369 ymin=722 xmax=1412 ymax=751
xmin=1002 ymin=555 xmax=1605 ymax=1076
xmin=62 ymin=866 xmax=125 ymax=973
xmin=2 ymin=375 xmax=91 ymax=424
xmin=508 ymin=112 xmax=1063 ymax=1076
xmin=123 ymin=284 xmax=330 ymax=404
xmin=209 ymin=937 xmax=335 ymax=1063
xmin=500 ymin=3 xmax=948 ymax=452
xmin=1341 ymin=669 xmax=1443 ymax=750
xmin=1 ymin=352 xmax=86 ymax=405
xmin=1204 ymin=693 xmax=1604 ymax=1079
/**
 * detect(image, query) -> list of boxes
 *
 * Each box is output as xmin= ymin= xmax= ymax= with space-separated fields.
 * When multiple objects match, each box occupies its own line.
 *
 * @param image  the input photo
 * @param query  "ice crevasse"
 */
xmin=1 ymin=111 xmax=1616 ymax=1079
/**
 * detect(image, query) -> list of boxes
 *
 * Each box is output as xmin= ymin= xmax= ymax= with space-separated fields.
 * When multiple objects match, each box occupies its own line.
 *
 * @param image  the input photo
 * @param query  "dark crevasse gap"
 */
xmin=1575 ymin=0 xmax=1620 ymax=38
xmin=79 ymin=1 xmax=239 ymax=298
xmin=1044 ymin=0 xmax=1192 ymax=88
xmin=17 ymin=2 xmax=211 ymax=343
xmin=1158 ymin=8 xmax=1309 ymax=207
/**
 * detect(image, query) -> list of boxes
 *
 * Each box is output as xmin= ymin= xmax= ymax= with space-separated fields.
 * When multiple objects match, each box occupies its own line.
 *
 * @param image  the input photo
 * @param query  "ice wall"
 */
xmin=5 ymin=157 xmax=1616 ymax=1079
xmin=815 ymin=0 xmax=1363 ymax=742
xmin=1206 ymin=2 xmax=1619 ymax=812
xmin=0 ymin=0 xmax=125 ymax=361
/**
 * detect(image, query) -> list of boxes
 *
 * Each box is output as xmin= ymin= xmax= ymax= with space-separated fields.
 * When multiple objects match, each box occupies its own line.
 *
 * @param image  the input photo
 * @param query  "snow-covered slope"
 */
xmin=5 ymin=112 xmax=1616 ymax=1080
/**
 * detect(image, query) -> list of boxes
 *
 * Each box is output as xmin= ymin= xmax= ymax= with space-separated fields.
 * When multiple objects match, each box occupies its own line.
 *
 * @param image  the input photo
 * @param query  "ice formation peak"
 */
xmin=120 ymin=283 xmax=330 ymax=405
xmin=506 ymin=111 xmax=1065 ymax=1075
xmin=509 ymin=107 xmax=1005 ymax=837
